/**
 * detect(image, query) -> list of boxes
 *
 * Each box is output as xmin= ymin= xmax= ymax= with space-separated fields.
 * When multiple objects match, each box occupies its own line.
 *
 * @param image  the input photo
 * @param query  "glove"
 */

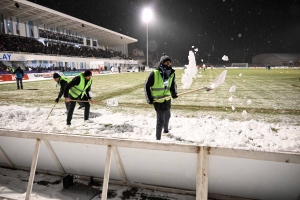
xmin=172 ymin=94 xmax=178 ymax=99
xmin=55 ymin=98 xmax=59 ymax=103
xmin=206 ymin=87 xmax=213 ymax=92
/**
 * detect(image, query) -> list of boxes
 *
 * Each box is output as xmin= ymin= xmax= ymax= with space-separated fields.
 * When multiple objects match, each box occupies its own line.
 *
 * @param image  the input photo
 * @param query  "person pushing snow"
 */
xmin=144 ymin=53 xmax=178 ymax=140
xmin=64 ymin=70 xmax=94 ymax=127
xmin=53 ymin=73 xmax=71 ymax=114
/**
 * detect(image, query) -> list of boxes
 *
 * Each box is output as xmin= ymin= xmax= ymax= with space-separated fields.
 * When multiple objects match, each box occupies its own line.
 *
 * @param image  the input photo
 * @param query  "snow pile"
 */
xmin=229 ymin=85 xmax=236 ymax=92
xmin=0 ymin=105 xmax=299 ymax=153
xmin=242 ymin=110 xmax=248 ymax=118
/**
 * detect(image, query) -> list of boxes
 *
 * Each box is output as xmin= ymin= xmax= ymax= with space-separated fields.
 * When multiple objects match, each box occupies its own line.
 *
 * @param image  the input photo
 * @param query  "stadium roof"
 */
xmin=0 ymin=0 xmax=138 ymax=47
xmin=267 ymin=54 xmax=300 ymax=61
xmin=253 ymin=53 xmax=300 ymax=61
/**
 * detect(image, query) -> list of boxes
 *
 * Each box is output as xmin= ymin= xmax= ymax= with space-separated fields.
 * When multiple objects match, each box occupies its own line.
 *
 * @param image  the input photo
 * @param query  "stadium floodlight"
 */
xmin=142 ymin=8 xmax=153 ymax=67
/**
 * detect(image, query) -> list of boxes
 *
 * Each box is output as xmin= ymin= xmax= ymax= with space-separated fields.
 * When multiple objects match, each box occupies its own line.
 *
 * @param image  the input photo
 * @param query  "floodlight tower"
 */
xmin=142 ymin=8 xmax=153 ymax=67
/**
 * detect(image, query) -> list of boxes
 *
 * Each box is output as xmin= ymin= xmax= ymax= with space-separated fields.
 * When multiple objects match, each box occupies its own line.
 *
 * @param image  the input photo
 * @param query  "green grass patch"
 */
xmin=0 ymin=68 xmax=300 ymax=124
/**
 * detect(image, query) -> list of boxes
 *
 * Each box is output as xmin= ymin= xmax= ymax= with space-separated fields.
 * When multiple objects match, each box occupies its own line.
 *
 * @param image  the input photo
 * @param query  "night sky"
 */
xmin=28 ymin=0 xmax=300 ymax=65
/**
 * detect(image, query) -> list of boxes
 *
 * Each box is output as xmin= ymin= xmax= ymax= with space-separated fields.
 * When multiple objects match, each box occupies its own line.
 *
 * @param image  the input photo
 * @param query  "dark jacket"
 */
xmin=63 ymin=75 xmax=92 ymax=99
xmin=57 ymin=77 xmax=69 ymax=99
xmin=13 ymin=67 xmax=24 ymax=79
xmin=144 ymin=64 xmax=177 ymax=110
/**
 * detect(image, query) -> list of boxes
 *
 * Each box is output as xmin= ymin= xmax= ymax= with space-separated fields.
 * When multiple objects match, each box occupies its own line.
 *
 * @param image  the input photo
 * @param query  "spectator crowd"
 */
xmin=0 ymin=34 xmax=130 ymax=59
xmin=39 ymin=29 xmax=84 ymax=44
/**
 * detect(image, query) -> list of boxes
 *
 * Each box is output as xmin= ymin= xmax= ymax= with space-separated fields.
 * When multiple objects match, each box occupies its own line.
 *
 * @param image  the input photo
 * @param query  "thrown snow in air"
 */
xmin=181 ymin=50 xmax=198 ymax=89
xmin=222 ymin=55 xmax=229 ymax=61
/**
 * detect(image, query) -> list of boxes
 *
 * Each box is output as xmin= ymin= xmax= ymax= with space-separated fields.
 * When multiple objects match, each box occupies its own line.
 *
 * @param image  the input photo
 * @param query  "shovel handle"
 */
xmin=153 ymin=87 xmax=208 ymax=102
xmin=291 ymin=84 xmax=300 ymax=88
xmin=68 ymin=99 xmax=118 ymax=107
xmin=69 ymin=99 xmax=91 ymax=103
xmin=46 ymin=102 xmax=57 ymax=120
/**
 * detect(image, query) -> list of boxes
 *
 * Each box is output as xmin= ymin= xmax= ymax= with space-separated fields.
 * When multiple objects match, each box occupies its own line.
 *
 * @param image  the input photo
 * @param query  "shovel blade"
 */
xmin=208 ymin=70 xmax=227 ymax=89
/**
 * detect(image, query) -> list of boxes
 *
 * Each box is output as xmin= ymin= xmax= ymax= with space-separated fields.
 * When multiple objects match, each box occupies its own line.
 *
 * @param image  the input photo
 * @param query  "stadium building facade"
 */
xmin=252 ymin=53 xmax=300 ymax=67
xmin=0 ymin=0 xmax=138 ymax=70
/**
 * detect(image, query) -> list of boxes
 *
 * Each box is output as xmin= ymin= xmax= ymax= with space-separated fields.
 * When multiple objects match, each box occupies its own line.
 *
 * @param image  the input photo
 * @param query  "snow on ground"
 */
xmin=0 ymin=105 xmax=299 ymax=153
xmin=0 ymin=167 xmax=195 ymax=200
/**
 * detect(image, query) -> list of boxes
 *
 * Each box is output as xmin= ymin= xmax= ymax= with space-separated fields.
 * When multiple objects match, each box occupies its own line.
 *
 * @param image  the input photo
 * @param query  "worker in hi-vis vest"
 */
xmin=53 ymin=72 xmax=71 ymax=114
xmin=64 ymin=70 xmax=93 ymax=127
xmin=144 ymin=53 xmax=178 ymax=140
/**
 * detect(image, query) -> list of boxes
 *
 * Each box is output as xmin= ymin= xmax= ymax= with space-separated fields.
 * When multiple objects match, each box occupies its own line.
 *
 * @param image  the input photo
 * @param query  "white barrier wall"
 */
xmin=0 ymin=129 xmax=299 ymax=200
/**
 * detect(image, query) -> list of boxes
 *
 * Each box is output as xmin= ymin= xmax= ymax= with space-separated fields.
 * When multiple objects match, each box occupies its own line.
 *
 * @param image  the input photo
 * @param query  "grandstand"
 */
xmin=0 ymin=0 xmax=138 ymax=71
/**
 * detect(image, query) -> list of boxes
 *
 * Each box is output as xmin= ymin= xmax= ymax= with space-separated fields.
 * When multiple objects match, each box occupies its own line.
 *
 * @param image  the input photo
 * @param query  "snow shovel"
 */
xmin=46 ymin=102 xmax=57 ymax=120
xmin=69 ymin=98 xmax=118 ymax=107
xmin=154 ymin=70 xmax=227 ymax=102
xmin=291 ymin=84 xmax=300 ymax=88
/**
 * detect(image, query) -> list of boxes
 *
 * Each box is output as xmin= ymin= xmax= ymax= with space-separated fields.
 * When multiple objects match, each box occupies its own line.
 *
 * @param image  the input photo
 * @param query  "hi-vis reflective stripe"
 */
xmin=151 ymin=87 xmax=171 ymax=91
xmin=153 ymin=95 xmax=170 ymax=100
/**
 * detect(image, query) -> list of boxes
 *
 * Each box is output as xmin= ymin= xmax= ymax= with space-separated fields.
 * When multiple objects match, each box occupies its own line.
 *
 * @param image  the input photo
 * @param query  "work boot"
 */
xmin=78 ymin=105 xmax=84 ymax=110
xmin=66 ymin=124 xmax=71 ymax=130
xmin=162 ymin=131 xmax=169 ymax=136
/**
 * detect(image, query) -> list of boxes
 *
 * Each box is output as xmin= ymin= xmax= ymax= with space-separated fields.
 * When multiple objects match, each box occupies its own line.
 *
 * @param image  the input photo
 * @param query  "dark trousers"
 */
xmin=16 ymin=78 xmax=23 ymax=89
xmin=65 ymin=102 xmax=70 ymax=111
xmin=66 ymin=95 xmax=90 ymax=125
xmin=155 ymin=109 xmax=171 ymax=140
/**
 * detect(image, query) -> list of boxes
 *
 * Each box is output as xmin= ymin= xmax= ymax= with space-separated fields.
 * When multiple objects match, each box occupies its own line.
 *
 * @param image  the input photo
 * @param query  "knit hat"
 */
xmin=53 ymin=73 xmax=60 ymax=78
xmin=160 ymin=53 xmax=171 ymax=63
xmin=83 ymin=70 xmax=92 ymax=77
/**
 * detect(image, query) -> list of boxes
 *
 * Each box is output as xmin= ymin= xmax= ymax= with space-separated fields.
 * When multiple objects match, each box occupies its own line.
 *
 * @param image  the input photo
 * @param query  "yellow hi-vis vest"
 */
xmin=58 ymin=76 xmax=70 ymax=87
xmin=69 ymin=73 xmax=92 ymax=98
xmin=151 ymin=70 xmax=174 ymax=103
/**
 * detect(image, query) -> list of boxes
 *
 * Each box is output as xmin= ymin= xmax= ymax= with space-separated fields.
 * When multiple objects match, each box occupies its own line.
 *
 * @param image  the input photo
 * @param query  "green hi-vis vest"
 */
xmin=69 ymin=73 xmax=92 ymax=98
xmin=151 ymin=70 xmax=174 ymax=103
xmin=58 ymin=76 xmax=70 ymax=87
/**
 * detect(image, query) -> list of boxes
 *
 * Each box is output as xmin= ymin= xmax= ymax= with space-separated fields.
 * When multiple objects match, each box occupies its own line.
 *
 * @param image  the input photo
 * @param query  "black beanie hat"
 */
xmin=160 ymin=53 xmax=171 ymax=63
xmin=53 ymin=73 xmax=60 ymax=78
xmin=83 ymin=70 xmax=92 ymax=77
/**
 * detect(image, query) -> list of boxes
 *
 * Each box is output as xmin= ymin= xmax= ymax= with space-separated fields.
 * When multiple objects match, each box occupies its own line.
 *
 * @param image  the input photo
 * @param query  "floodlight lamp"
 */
xmin=15 ymin=3 xmax=20 ymax=8
xmin=142 ymin=8 xmax=153 ymax=23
